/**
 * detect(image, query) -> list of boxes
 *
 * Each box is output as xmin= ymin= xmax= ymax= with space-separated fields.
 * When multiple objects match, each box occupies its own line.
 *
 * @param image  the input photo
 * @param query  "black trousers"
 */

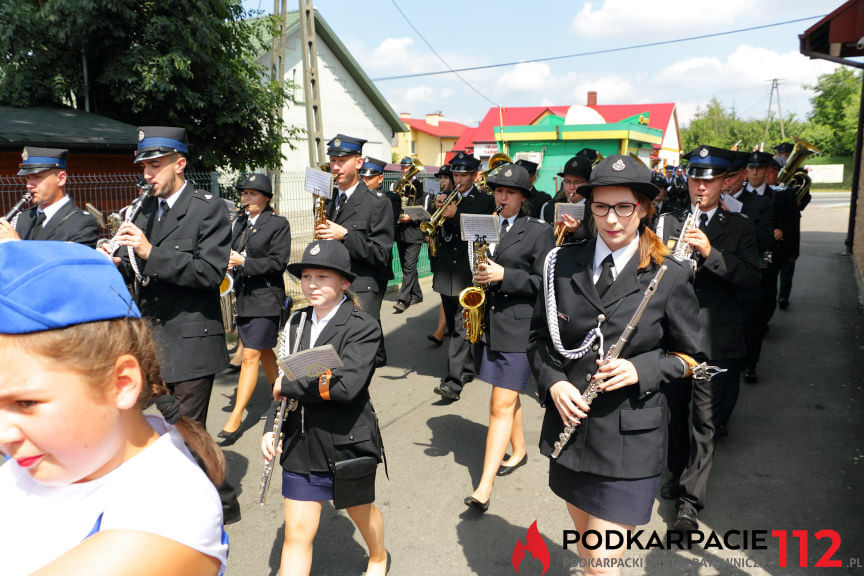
xmin=761 ymin=263 xmax=779 ymax=327
xmin=440 ymin=294 xmax=474 ymax=391
xmin=168 ymin=375 xmax=215 ymax=427
xmin=675 ymin=362 xmax=742 ymax=512
xmin=355 ymin=281 xmax=387 ymax=365
xmin=396 ymin=240 xmax=423 ymax=305
xmin=778 ymin=259 xmax=796 ymax=303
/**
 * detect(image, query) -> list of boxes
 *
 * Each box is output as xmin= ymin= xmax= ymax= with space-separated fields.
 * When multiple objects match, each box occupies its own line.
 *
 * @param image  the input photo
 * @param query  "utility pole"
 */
xmin=299 ymin=0 xmax=325 ymax=167
xmin=270 ymin=0 xmax=288 ymax=203
xmin=763 ymin=78 xmax=785 ymax=148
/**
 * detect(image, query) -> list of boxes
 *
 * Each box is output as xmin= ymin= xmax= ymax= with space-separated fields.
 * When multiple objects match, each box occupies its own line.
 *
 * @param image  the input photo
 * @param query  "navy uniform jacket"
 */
xmin=276 ymin=300 xmax=384 ymax=474
xmin=771 ymin=186 xmax=801 ymax=260
xmin=737 ymin=190 xmax=775 ymax=256
xmin=118 ymin=185 xmax=231 ymax=383
xmin=525 ymin=186 xmax=552 ymax=219
xmin=433 ymin=185 xmax=496 ymax=297
xmin=484 ymin=215 xmax=555 ymax=352
xmin=16 ymin=199 xmax=98 ymax=248
xmin=395 ymin=177 xmax=425 ymax=244
xmin=528 ymin=240 xmax=703 ymax=478
xmin=656 ymin=209 xmax=760 ymax=361
xmin=232 ymin=206 xmax=291 ymax=318
xmin=327 ymin=181 xmax=395 ymax=292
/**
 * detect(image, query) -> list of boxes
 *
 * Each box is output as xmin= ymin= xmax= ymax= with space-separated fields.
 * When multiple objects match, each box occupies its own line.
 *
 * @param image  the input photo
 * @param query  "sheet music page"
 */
xmin=305 ymin=167 xmax=333 ymax=199
xmin=555 ymin=203 xmax=585 ymax=222
xmin=278 ymin=344 xmax=343 ymax=380
xmin=460 ymin=214 xmax=501 ymax=242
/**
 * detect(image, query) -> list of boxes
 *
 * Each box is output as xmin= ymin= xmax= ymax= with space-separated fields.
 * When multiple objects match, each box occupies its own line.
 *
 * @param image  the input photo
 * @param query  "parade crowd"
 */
xmin=0 ymin=127 xmax=809 ymax=576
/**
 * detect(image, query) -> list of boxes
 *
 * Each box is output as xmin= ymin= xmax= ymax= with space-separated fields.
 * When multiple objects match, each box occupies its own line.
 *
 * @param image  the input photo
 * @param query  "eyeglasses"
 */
xmin=590 ymin=202 xmax=639 ymax=218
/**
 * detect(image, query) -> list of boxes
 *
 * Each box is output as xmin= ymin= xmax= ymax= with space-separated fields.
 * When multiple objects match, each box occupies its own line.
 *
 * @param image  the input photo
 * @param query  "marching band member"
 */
xmin=393 ymin=157 xmax=426 ymax=313
xmin=656 ymin=146 xmax=759 ymax=530
xmin=432 ymin=151 xmax=496 ymax=402
xmin=427 ymin=164 xmax=454 ymax=347
xmin=464 ymin=163 xmax=554 ymax=512
xmin=261 ymin=240 xmax=387 ymax=576
xmin=0 ymin=241 xmax=227 ymax=576
xmin=529 ymin=155 xmax=702 ymax=574
xmin=316 ymin=135 xmax=394 ymax=368
xmin=103 ymin=126 xmax=240 ymax=523
xmin=219 ymin=174 xmax=291 ymax=445
xmin=0 ymin=147 xmax=98 ymax=247
xmin=541 ymin=155 xmax=593 ymax=243
xmin=515 ymin=159 xmax=552 ymax=219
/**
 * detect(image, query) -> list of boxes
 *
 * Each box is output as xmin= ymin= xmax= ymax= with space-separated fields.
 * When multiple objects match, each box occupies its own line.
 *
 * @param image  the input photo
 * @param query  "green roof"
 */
xmin=0 ymin=106 xmax=137 ymax=149
xmin=262 ymin=10 xmax=406 ymax=134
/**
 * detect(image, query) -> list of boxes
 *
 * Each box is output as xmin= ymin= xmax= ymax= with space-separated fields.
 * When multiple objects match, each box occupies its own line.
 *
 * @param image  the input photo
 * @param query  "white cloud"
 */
xmin=497 ymin=62 xmax=552 ymax=92
xmin=572 ymin=0 xmax=749 ymax=38
xmin=571 ymin=76 xmax=635 ymax=104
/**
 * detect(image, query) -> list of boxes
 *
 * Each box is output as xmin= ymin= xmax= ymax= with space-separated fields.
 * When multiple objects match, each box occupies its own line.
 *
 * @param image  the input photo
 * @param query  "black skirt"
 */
xmin=238 ymin=316 xmax=279 ymax=350
xmin=549 ymin=459 xmax=660 ymax=526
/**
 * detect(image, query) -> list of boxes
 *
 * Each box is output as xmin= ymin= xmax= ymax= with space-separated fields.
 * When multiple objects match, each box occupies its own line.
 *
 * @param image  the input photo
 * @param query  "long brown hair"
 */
xmin=636 ymin=193 xmax=669 ymax=269
xmin=0 ymin=319 xmax=225 ymax=485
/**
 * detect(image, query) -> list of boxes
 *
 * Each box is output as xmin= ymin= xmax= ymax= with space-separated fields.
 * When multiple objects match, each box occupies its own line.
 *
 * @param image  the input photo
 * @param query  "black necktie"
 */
xmin=31 ymin=211 xmax=46 ymax=240
xmin=595 ymin=254 xmax=615 ymax=297
xmin=500 ymin=218 xmax=510 ymax=240
xmin=234 ymin=216 xmax=250 ymax=252
xmin=159 ymin=200 xmax=170 ymax=222
xmin=699 ymin=213 xmax=708 ymax=230
xmin=335 ymin=193 xmax=347 ymax=218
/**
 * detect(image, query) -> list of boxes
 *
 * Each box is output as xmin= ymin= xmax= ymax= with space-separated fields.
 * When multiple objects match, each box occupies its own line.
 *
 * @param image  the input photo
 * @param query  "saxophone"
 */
xmin=459 ymin=239 xmax=488 ymax=344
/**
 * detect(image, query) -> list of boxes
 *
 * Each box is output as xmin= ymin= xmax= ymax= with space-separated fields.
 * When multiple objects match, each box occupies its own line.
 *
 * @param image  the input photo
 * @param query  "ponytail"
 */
xmin=636 ymin=194 xmax=669 ymax=269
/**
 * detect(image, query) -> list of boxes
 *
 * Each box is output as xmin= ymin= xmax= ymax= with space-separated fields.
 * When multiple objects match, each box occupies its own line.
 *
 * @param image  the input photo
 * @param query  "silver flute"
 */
xmin=259 ymin=311 xmax=306 ymax=505
xmin=551 ymin=264 xmax=668 ymax=459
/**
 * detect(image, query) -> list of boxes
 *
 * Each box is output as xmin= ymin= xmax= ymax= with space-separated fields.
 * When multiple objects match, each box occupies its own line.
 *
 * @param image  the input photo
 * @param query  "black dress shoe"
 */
xmin=743 ymin=367 xmax=758 ymax=384
xmin=218 ymin=428 xmax=243 ymax=446
xmin=427 ymin=334 xmax=444 ymax=347
xmin=433 ymin=383 xmax=460 ymax=401
xmin=497 ymin=454 xmax=527 ymax=476
xmin=779 ymin=299 xmax=790 ymax=310
xmin=222 ymin=364 xmax=241 ymax=374
xmin=393 ymin=301 xmax=407 ymax=314
xmin=673 ymin=506 xmax=699 ymax=531
xmin=715 ymin=423 xmax=729 ymax=439
xmin=660 ymin=479 xmax=684 ymax=500
xmin=464 ymin=496 xmax=489 ymax=513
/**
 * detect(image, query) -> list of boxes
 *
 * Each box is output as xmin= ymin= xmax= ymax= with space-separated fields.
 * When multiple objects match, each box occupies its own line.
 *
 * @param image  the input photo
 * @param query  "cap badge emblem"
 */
xmin=333 ymin=138 xmax=342 ymax=147
xmin=138 ymin=129 xmax=145 ymax=142
xmin=504 ymin=168 xmax=512 ymax=177
xmin=612 ymin=158 xmax=626 ymax=171
xmin=205 ymin=194 xmax=213 ymax=200
xmin=310 ymin=243 xmax=321 ymax=255
xmin=250 ymin=175 xmax=256 ymax=182
xmin=21 ymin=149 xmax=29 ymax=161
xmin=699 ymin=148 xmax=709 ymax=158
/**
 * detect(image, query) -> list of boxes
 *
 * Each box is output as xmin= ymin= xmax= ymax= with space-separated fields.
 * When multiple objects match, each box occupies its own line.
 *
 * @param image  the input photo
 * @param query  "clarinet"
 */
xmin=3 ymin=191 xmax=33 ymax=227
xmin=259 ymin=311 xmax=306 ymax=505
xmin=550 ymin=264 xmax=668 ymax=459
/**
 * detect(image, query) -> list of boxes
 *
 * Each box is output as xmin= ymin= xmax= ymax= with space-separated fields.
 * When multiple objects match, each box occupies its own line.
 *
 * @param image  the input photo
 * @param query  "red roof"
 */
xmin=402 ymin=117 xmax=470 ymax=139
xmin=451 ymin=103 xmax=677 ymax=152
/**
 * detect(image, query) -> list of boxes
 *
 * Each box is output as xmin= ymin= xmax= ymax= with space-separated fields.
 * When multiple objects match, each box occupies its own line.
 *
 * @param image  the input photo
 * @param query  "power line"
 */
xmin=372 ymin=15 xmax=824 ymax=82
xmin=388 ymin=0 xmax=498 ymax=106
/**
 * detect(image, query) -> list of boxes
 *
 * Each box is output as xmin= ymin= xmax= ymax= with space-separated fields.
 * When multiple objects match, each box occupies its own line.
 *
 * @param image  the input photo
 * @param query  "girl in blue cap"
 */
xmin=0 ymin=241 xmax=228 ymax=576
xmin=261 ymin=239 xmax=387 ymax=576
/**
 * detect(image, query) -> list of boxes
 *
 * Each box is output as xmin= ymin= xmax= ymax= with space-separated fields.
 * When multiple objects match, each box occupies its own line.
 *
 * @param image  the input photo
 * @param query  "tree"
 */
xmin=0 ymin=0 xmax=295 ymax=171
xmin=806 ymin=67 xmax=862 ymax=157
xmin=681 ymin=98 xmax=806 ymax=153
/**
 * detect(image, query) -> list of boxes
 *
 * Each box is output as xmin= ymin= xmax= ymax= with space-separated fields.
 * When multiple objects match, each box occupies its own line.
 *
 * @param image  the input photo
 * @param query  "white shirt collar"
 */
xmin=749 ymin=182 xmax=767 ymax=196
xmin=158 ymin=181 xmax=187 ymax=219
xmin=593 ymin=233 xmax=640 ymax=282
xmin=310 ymin=297 xmax=346 ymax=347
xmin=248 ymin=212 xmax=260 ymax=227
xmin=338 ymin=181 xmax=360 ymax=202
xmin=692 ymin=203 xmax=718 ymax=225
xmin=40 ymin=195 xmax=70 ymax=225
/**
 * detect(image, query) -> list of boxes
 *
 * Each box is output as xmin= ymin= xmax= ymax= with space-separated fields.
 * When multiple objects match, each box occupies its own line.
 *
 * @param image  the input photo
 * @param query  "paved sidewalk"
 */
xmin=214 ymin=200 xmax=864 ymax=575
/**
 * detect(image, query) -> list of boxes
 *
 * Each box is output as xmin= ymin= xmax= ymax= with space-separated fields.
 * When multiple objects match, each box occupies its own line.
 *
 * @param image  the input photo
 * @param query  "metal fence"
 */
xmin=1 ymin=170 xmax=435 ymax=299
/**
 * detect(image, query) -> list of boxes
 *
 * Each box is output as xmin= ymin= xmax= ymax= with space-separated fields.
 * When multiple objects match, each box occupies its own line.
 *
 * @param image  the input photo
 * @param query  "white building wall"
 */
xmin=658 ymin=109 xmax=681 ymax=167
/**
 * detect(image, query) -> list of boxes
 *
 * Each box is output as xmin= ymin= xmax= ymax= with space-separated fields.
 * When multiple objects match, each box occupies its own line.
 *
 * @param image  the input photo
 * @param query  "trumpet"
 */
xmin=3 ymin=191 xmax=33 ymax=227
xmin=476 ymin=152 xmax=512 ymax=193
xmin=671 ymin=195 xmax=702 ymax=267
xmin=420 ymin=187 xmax=462 ymax=258
xmin=554 ymin=221 xmax=568 ymax=246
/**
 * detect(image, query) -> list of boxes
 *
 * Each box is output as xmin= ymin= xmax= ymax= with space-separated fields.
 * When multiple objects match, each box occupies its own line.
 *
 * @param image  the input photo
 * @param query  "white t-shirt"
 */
xmin=0 ymin=415 xmax=228 ymax=576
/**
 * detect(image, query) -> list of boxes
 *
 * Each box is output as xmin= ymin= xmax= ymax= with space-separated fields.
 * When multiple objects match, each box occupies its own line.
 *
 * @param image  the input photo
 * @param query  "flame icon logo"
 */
xmin=512 ymin=520 xmax=550 ymax=574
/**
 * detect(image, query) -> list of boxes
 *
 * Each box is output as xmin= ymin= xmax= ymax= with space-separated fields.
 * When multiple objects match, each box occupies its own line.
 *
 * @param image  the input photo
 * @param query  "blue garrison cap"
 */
xmin=359 ymin=157 xmax=387 ymax=177
xmin=327 ymin=134 xmax=366 ymax=157
xmin=683 ymin=145 xmax=732 ymax=179
xmin=0 ymin=241 xmax=140 ymax=334
xmin=18 ymin=147 xmax=68 ymax=176
xmin=135 ymin=126 xmax=188 ymax=163
xmin=448 ymin=151 xmax=481 ymax=173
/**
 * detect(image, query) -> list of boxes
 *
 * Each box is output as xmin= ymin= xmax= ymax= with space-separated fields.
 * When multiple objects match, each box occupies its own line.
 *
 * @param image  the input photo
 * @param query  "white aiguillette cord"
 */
xmin=542 ymin=247 xmax=606 ymax=361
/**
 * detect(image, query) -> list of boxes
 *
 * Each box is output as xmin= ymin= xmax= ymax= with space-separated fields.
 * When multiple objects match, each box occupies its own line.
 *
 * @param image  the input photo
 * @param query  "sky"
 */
xmin=243 ymin=0 xmax=845 ymax=128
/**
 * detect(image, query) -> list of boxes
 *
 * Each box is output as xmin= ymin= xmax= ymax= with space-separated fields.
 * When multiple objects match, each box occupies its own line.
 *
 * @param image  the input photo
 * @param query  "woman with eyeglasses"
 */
xmin=528 ymin=155 xmax=703 ymax=575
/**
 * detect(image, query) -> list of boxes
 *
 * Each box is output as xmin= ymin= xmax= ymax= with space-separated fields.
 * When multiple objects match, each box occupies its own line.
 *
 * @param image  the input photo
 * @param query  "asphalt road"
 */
xmin=212 ymin=198 xmax=864 ymax=575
